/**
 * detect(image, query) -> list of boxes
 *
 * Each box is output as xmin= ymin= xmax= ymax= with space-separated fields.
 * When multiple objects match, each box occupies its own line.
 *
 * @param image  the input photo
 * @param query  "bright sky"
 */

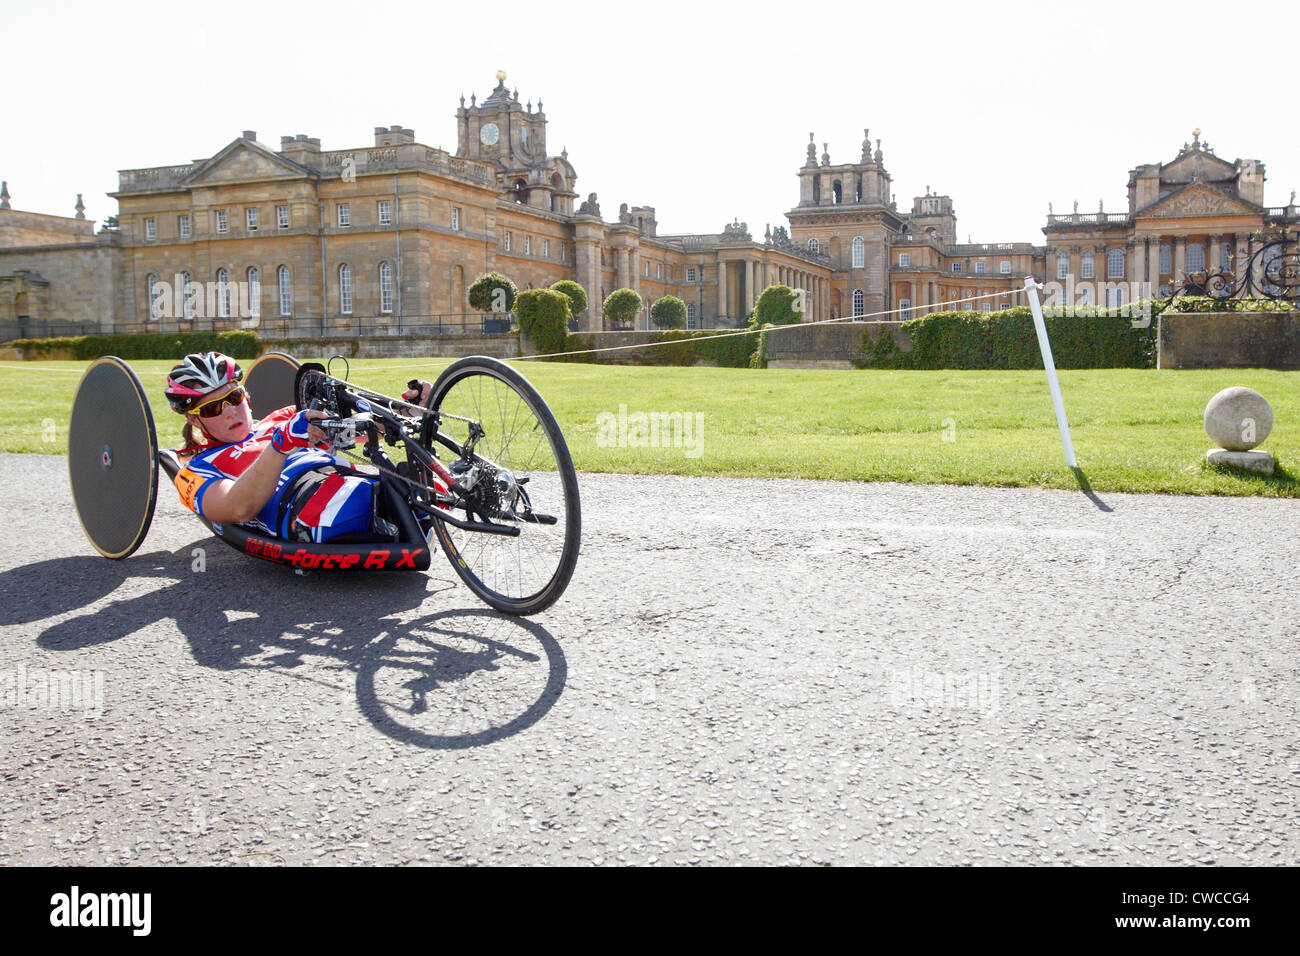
xmin=2 ymin=0 xmax=1296 ymax=245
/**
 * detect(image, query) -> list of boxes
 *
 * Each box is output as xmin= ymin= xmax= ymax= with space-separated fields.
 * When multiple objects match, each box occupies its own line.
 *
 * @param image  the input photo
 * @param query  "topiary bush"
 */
xmin=649 ymin=295 xmax=687 ymax=329
xmin=550 ymin=279 xmax=588 ymax=318
xmin=752 ymin=285 xmax=802 ymax=326
xmin=514 ymin=288 xmax=571 ymax=354
xmin=602 ymin=288 xmax=642 ymax=330
xmin=468 ymin=271 xmax=517 ymax=314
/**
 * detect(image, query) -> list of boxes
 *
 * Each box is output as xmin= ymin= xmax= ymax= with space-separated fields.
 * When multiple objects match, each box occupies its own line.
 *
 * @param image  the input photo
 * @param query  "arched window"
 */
xmin=146 ymin=274 xmax=160 ymax=320
xmin=1107 ymin=249 xmax=1125 ymax=279
xmin=513 ymin=179 xmax=526 ymax=204
xmin=216 ymin=268 xmax=230 ymax=318
xmin=379 ymin=261 xmax=393 ymax=314
xmin=851 ymin=237 xmax=865 ymax=269
xmin=339 ymin=264 xmax=353 ymax=315
xmin=852 ymin=289 xmax=865 ymax=317
xmin=855 ymin=176 xmax=863 ymax=202
xmin=812 ymin=178 xmax=821 ymax=204
xmin=808 ymin=238 xmax=820 ymax=254
xmin=247 ymin=267 xmax=260 ymax=318
xmin=182 ymin=273 xmax=194 ymax=319
xmin=832 ymin=181 xmax=842 ymax=204
xmin=1186 ymin=243 xmax=1205 ymax=273
xmin=277 ymin=266 xmax=292 ymax=316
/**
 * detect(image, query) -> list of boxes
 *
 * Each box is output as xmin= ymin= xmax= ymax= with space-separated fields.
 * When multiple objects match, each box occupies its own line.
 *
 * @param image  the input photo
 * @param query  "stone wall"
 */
xmin=1158 ymin=311 xmax=1300 ymax=370
xmin=262 ymin=332 xmax=519 ymax=360
xmin=0 ymin=237 xmax=123 ymax=331
xmin=763 ymin=320 xmax=911 ymax=364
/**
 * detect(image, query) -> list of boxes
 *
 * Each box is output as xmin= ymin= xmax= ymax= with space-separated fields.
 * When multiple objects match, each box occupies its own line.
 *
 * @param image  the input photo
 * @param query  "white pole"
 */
xmin=1023 ymin=276 xmax=1078 ymax=468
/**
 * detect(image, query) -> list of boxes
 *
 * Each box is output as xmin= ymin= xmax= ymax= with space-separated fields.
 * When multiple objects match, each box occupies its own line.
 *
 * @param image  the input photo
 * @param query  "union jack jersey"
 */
xmin=172 ymin=406 xmax=373 ymax=541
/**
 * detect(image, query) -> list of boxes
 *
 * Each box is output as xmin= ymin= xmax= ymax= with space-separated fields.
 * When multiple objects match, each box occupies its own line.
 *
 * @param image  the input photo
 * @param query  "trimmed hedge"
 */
xmin=896 ymin=305 xmax=1158 ymax=370
xmin=467 ymin=271 xmax=517 ymax=313
xmin=650 ymin=295 xmax=687 ymax=329
xmin=602 ymin=288 xmax=642 ymax=330
xmin=4 ymin=329 xmax=260 ymax=361
xmin=515 ymin=288 xmax=571 ymax=354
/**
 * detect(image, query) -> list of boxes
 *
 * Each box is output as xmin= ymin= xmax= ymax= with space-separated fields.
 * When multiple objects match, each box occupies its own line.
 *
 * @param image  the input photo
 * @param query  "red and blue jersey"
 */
xmin=173 ymin=406 xmax=373 ymax=542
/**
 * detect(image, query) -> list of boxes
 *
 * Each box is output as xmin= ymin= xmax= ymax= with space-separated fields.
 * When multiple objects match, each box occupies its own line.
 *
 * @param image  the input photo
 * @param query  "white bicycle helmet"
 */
xmin=164 ymin=351 xmax=243 ymax=413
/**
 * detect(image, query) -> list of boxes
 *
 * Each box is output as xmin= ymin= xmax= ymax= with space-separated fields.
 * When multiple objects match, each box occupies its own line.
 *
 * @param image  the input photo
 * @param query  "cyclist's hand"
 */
xmin=402 ymin=380 xmax=432 ymax=406
xmin=272 ymin=409 xmax=328 ymax=453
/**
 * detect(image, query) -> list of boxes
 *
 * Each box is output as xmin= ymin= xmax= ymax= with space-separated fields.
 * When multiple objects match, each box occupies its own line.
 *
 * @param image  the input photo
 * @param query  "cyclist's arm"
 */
xmin=192 ymin=412 xmax=328 ymax=524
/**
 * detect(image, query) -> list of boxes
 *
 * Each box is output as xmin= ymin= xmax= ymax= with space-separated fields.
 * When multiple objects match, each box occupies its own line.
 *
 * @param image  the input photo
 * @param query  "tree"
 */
xmin=649 ymin=295 xmax=687 ymax=329
xmin=514 ymin=288 xmax=571 ymax=353
xmin=468 ymin=271 xmax=517 ymax=314
xmin=602 ymin=287 xmax=642 ymax=330
xmin=550 ymin=279 xmax=588 ymax=318
xmin=752 ymin=284 xmax=802 ymax=326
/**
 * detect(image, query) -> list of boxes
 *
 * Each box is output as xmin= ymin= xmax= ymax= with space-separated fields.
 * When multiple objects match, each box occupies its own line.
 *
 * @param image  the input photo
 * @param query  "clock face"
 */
xmin=480 ymin=123 xmax=500 ymax=146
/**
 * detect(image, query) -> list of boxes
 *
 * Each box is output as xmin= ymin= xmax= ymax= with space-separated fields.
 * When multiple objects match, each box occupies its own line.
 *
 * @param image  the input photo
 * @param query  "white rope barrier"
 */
xmin=1024 ymin=276 xmax=1078 ymax=468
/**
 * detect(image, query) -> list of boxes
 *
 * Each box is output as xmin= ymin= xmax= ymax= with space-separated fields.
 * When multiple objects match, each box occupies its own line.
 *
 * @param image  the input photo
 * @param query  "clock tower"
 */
xmin=455 ymin=71 xmax=577 ymax=214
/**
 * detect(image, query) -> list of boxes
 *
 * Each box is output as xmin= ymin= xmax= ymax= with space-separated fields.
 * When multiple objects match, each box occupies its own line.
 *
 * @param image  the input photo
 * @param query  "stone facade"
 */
xmin=3 ymin=93 xmax=1296 ymax=340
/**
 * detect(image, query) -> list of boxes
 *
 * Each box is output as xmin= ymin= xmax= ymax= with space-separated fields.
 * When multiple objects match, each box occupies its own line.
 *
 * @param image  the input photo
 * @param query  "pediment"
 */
xmin=1141 ymin=182 xmax=1260 ymax=220
xmin=1161 ymin=149 xmax=1237 ymax=185
xmin=185 ymin=140 xmax=311 ymax=186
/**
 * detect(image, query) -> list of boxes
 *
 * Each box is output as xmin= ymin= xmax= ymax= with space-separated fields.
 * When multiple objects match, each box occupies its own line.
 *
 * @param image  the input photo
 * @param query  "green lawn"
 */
xmin=2 ymin=358 xmax=1296 ymax=496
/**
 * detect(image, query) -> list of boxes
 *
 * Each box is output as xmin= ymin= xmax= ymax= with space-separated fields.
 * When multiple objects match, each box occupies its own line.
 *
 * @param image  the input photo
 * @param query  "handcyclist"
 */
xmin=165 ymin=351 xmax=432 ymax=542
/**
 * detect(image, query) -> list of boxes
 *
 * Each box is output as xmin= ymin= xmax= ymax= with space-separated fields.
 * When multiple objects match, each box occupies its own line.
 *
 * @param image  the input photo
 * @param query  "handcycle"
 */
xmin=68 ymin=352 xmax=581 ymax=616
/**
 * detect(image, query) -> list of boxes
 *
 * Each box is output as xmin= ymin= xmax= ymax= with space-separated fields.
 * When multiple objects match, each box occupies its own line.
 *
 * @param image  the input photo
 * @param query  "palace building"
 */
xmin=1 ymin=75 xmax=1295 ymax=337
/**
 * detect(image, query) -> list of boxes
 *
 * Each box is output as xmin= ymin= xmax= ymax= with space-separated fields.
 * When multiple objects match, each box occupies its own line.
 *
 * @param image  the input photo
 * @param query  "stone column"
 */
xmin=1235 ymin=233 xmax=1249 ymax=286
xmin=1147 ymin=240 xmax=1160 ymax=291
xmin=1173 ymin=237 xmax=1186 ymax=285
xmin=717 ymin=260 xmax=728 ymax=321
xmin=745 ymin=260 xmax=756 ymax=315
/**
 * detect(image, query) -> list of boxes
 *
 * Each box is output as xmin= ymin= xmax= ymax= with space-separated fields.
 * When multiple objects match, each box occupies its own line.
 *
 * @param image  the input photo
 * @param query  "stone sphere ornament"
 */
xmin=1204 ymin=386 xmax=1273 ymax=451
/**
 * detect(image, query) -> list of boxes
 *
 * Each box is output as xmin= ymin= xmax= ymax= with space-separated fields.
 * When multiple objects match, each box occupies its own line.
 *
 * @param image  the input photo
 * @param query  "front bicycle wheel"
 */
xmin=420 ymin=356 xmax=580 ymax=615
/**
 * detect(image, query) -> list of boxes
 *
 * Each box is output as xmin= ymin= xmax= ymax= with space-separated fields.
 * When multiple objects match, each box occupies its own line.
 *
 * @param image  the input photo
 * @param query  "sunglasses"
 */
xmin=192 ymin=386 xmax=248 ymax=418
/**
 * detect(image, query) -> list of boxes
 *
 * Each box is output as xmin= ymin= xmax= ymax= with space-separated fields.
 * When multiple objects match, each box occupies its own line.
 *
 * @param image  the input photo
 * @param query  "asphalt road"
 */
xmin=1 ymin=452 xmax=1297 ymax=865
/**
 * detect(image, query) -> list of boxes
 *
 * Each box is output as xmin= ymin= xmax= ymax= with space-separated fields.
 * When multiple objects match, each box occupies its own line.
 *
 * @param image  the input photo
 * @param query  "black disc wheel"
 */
xmin=420 ymin=356 xmax=580 ymax=615
xmin=68 ymin=356 xmax=159 ymax=559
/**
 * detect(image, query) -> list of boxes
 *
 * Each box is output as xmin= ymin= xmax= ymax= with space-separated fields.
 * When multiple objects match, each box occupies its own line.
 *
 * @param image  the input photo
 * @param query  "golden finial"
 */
xmin=1193 ymin=127 xmax=1201 ymax=139
xmin=496 ymin=70 xmax=506 ymax=83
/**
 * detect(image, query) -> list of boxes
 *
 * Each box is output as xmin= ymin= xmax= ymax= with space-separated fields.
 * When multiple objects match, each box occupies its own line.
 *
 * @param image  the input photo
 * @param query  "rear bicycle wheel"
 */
xmin=420 ymin=356 xmax=580 ymax=615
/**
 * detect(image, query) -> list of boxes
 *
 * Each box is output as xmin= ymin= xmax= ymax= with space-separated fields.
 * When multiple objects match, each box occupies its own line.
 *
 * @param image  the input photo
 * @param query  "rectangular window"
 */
xmin=951 ymin=262 xmax=961 ymax=273
xmin=543 ymin=239 xmax=550 ymax=258
xmin=215 ymin=210 xmax=227 ymax=233
xmin=380 ymin=266 xmax=393 ymax=313
xmin=999 ymin=260 xmax=1011 ymax=274
xmin=1081 ymin=252 xmax=1095 ymax=279
xmin=524 ymin=235 xmax=531 ymax=255
xmin=278 ymin=271 xmax=292 ymax=316
xmin=178 ymin=214 xmax=190 ymax=238
xmin=899 ymin=298 xmax=913 ymax=319
xmin=981 ymin=302 xmax=993 ymax=312
xmin=899 ymin=253 xmax=911 ymax=267
xmin=1108 ymin=248 xmax=1126 ymax=279
xmin=1159 ymin=244 xmax=1171 ymax=275
xmin=277 ymin=205 xmax=289 ymax=229
xmin=656 ymin=262 xmax=661 ymax=279
xmin=643 ymin=260 xmax=649 ymax=277
xmin=340 ymin=269 xmax=353 ymax=314
xmin=245 ymin=207 xmax=258 ymax=231
xmin=144 ymin=217 xmax=156 ymax=240
xmin=686 ymin=303 xmax=697 ymax=329
xmin=337 ymin=203 xmax=350 ymax=227
xmin=975 ymin=261 xmax=986 ymax=274
xmin=687 ymin=266 xmax=697 ymax=282
xmin=504 ymin=231 xmax=511 ymax=251
xmin=1057 ymin=253 xmax=1069 ymax=279
xmin=560 ymin=243 xmax=565 ymax=262
xmin=378 ymin=200 xmax=392 ymax=226
xmin=451 ymin=207 xmax=461 ymax=231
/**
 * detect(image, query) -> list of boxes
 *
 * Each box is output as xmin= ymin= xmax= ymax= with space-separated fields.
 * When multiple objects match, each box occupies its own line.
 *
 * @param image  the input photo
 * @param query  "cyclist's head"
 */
xmin=165 ymin=352 xmax=252 ymax=447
